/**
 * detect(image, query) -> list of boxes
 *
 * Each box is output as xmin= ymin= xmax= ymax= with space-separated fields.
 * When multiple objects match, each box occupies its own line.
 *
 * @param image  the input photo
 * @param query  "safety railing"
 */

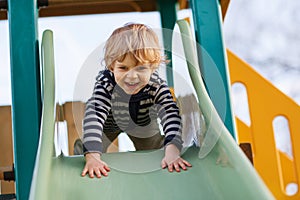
xmin=228 ymin=50 xmax=300 ymax=199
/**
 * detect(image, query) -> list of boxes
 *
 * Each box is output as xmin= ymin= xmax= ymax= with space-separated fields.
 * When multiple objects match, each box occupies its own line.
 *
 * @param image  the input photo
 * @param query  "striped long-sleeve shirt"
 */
xmin=83 ymin=69 xmax=183 ymax=154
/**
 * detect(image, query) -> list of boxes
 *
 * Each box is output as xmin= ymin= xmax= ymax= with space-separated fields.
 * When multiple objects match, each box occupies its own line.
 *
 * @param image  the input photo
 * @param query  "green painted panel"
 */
xmin=8 ymin=0 xmax=41 ymax=199
xmin=190 ymin=0 xmax=237 ymax=139
xmin=34 ymin=146 xmax=274 ymax=200
xmin=157 ymin=0 xmax=177 ymax=87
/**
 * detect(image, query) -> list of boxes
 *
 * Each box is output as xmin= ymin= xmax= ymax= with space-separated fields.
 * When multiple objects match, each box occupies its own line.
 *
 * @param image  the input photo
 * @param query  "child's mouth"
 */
xmin=124 ymin=82 xmax=139 ymax=91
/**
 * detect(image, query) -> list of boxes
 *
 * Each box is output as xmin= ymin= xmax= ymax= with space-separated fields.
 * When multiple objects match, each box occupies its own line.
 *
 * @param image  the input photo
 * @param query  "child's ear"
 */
xmin=108 ymin=66 xmax=114 ymax=72
xmin=108 ymin=61 xmax=116 ymax=72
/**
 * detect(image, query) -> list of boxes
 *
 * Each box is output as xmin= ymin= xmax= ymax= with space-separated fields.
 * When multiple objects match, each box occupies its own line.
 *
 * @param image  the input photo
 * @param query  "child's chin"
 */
xmin=124 ymin=90 xmax=138 ymax=95
xmin=123 ymin=86 xmax=141 ymax=95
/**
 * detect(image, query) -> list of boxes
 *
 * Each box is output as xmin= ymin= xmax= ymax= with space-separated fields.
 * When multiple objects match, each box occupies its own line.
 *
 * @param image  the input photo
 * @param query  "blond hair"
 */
xmin=104 ymin=23 xmax=166 ymax=70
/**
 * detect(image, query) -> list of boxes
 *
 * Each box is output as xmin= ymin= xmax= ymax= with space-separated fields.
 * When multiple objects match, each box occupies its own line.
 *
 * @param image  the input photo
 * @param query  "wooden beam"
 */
xmin=1 ymin=0 xmax=158 ymax=20
xmin=0 ymin=10 xmax=6 ymax=20
xmin=39 ymin=0 xmax=157 ymax=18
xmin=220 ymin=0 xmax=230 ymax=20
xmin=0 ymin=106 xmax=14 ymax=194
xmin=178 ymin=0 xmax=189 ymax=10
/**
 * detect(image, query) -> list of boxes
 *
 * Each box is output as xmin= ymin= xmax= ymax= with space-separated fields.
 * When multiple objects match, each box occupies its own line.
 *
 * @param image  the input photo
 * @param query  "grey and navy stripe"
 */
xmin=83 ymin=69 xmax=183 ymax=154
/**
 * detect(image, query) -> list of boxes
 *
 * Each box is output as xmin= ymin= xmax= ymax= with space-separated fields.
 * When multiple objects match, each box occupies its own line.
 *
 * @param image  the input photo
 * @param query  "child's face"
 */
xmin=110 ymin=54 xmax=155 ymax=95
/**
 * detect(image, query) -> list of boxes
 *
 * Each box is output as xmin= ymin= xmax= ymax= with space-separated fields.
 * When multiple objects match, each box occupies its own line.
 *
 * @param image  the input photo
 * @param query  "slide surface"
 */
xmin=29 ymin=25 xmax=275 ymax=200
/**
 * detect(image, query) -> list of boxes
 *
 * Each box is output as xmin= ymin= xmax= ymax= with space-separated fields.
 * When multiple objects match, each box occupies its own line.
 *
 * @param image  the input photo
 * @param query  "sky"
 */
xmin=223 ymin=1 xmax=300 ymax=160
xmin=224 ymin=0 xmax=300 ymax=105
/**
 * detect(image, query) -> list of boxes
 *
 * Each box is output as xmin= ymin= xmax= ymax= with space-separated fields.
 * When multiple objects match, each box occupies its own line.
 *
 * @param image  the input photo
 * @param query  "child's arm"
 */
xmin=81 ymin=153 xmax=110 ymax=178
xmin=161 ymin=144 xmax=192 ymax=172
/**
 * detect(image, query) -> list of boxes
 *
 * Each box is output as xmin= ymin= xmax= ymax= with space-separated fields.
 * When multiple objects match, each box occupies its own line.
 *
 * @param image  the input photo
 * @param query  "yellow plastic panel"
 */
xmin=228 ymin=49 xmax=300 ymax=199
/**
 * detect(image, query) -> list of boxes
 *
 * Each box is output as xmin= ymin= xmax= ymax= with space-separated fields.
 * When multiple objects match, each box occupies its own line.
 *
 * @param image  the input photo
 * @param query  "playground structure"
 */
xmin=0 ymin=0 xmax=299 ymax=199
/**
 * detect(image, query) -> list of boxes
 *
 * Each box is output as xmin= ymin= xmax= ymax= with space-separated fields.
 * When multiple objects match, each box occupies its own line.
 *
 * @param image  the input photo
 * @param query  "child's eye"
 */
xmin=118 ymin=66 xmax=128 ymax=70
xmin=136 ymin=66 xmax=148 ymax=71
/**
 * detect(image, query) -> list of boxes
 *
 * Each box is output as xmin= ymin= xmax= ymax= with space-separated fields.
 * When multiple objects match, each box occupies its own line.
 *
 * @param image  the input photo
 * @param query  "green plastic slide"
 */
xmin=29 ymin=25 xmax=275 ymax=199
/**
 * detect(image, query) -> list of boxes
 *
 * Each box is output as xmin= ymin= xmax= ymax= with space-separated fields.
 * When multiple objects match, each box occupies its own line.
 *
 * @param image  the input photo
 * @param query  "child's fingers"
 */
xmin=104 ymin=165 xmax=111 ymax=172
xmin=102 ymin=161 xmax=110 ymax=171
xmin=94 ymin=168 xmax=102 ymax=178
xmin=173 ymin=163 xmax=180 ymax=172
xmin=161 ymin=159 xmax=167 ymax=169
xmin=162 ymin=157 xmax=191 ymax=172
xmin=82 ymin=163 xmax=110 ymax=179
xmin=168 ymin=164 xmax=174 ymax=172
xmin=100 ymin=162 xmax=110 ymax=176
xmin=81 ymin=167 xmax=88 ymax=177
xmin=178 ymin=161 xmax=187 ymax=170
xmin=88 ymin=168 xmax=95 ymax=178
xmin=100 ymin=167 xmax=109 ymax=177
xmin=182 ymin=159 xmax=192 ymax=167
xmin=94 ymin=164 xmax=110 ymax=177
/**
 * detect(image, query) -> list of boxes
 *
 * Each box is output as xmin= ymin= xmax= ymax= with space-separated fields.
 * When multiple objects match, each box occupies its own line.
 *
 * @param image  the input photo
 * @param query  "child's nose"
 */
xmin=126 ymin=68 xmax=138 ymax=78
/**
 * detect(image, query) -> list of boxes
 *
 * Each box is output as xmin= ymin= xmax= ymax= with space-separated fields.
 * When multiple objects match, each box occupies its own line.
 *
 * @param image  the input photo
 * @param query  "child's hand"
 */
xmin=81 ymin=152 xmax=110 ymax=178
xmin=161 ymin=144 xmax=192 ymax=172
